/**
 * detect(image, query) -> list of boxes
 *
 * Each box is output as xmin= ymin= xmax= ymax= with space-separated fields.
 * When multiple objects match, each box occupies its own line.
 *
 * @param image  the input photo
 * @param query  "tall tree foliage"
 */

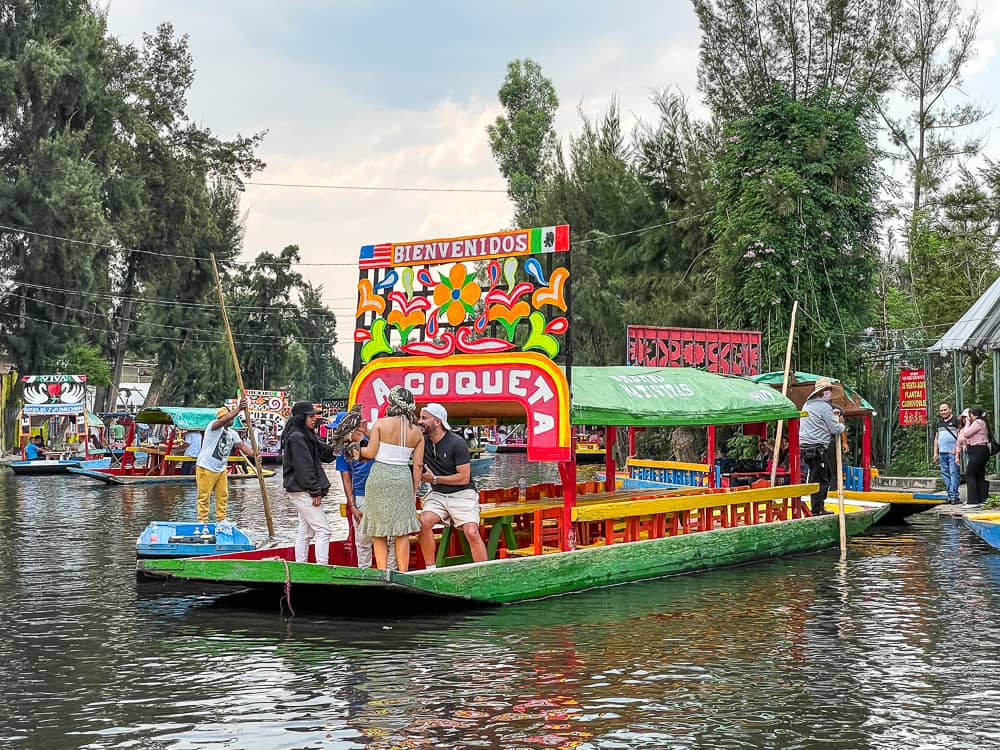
xmin=226 ymin=246 xmax=347 ymax=402
xmin=711 ymin=93 xmax=880 ymax=376
xmin=692 ymin=0 xmax=899 ymax=119
xmin=487 ymin=59 xmax=559 ymax=226
xmin=0 ymin=1 xmax=123 ymax=375
xmin=109 ymin=24 xmax=265 ymax=408
xmin=536 ymin=99 xmax=716 ymax=365
xmin=880 ymin=0 xmax=986 ymax=222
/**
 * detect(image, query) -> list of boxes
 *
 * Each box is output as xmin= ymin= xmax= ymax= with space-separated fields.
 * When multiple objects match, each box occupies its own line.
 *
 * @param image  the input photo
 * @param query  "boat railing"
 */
xmin=626 ymin=457 xmax=875 ymax=491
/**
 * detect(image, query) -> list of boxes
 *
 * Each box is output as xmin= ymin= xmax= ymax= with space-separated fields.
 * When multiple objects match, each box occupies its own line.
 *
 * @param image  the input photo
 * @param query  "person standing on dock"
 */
xmin=196 ymin=399 xmax=256 ymax=523
xmin=418 ymin=403 xmax=488 ymax=568
xmin=933 ymin=403 xmax=961 ymax=504
xmin=282 ymin=401 xmax=337 ymax=564
xmin=799 ymin=378 xmax=846 ymax=516
xmin=955 ymin=407 xmax=991 ymax=509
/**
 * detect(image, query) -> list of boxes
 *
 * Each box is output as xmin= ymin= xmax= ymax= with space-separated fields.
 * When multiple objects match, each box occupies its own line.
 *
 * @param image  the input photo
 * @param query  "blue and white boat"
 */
xmin=135 ymin=521 xmax=256 ymax=560
xmin=964 ymin=513 xmax=1000 ymax=551
xmin=8 ymin=457 xmax=111 ymax=477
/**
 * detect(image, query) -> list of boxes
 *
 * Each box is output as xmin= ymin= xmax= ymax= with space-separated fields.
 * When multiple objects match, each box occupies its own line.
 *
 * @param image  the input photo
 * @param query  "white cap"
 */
xmin=424 ymin=403 xmax=450 ymax=430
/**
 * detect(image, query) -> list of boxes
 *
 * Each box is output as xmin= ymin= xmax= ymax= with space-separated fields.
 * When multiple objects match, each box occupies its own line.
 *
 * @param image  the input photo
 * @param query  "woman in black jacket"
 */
xmin=282 ymin=402 xmax=336 ymax=564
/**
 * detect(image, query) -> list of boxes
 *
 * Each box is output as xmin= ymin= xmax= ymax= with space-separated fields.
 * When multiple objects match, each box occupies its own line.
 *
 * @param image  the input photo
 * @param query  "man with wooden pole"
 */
xmin=210 ymin=255 xmax=275 ymax=538
xmin=799 ymin=378 xmax=846 ymax=519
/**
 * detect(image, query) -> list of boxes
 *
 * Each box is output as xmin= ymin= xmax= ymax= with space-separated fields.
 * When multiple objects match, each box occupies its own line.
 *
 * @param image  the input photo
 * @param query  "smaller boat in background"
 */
xmin=136 ymin=521 xmax=256 ymax=560
xmin=9 ymin=457 xmax=110 ymax=476
xmin=963 ymin=512 xmax=1000 ymax=550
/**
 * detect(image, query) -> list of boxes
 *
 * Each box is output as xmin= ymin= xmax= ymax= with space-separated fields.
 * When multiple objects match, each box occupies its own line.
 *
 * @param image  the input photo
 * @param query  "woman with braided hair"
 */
xmin=358 ymin=386 xmax=425 ymax=571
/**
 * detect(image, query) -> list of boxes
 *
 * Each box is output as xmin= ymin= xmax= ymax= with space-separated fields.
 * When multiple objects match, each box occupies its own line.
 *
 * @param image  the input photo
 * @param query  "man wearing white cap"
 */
xmin=799 ymin=378 xmax=846 ymax=516
xmin=417 ymin=403 xmax=487 ymax=568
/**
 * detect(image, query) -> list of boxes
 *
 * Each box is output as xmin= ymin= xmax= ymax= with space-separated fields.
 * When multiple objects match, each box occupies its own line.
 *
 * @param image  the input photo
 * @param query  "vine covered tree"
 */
xmin=711 ymin=92 xmax=880 ymax=375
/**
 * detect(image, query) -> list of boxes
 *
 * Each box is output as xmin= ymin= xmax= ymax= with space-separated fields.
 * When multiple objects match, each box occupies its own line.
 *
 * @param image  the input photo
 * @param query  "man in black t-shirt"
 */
xmin=417 ymin=403 xmax=487 ymax=568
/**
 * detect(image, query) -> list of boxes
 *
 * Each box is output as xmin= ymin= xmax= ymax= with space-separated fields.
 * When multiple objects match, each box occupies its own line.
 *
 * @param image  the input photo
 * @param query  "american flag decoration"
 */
xmin=359 ymin=243 xmax=392 ymax=269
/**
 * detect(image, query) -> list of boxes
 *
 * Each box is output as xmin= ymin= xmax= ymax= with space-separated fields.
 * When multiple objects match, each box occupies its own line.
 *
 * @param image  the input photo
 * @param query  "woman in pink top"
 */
xmin=955 ymin=407 xmax=991 ymax=508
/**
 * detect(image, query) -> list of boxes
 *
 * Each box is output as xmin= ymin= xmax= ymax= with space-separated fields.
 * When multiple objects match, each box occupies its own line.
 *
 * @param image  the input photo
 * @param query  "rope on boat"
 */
xmin=279 ymin=559 xmax=295 ymax=619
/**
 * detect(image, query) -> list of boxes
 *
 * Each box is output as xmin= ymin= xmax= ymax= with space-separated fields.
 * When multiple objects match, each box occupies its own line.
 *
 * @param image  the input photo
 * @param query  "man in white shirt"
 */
xmin=196 ymin=400 xmax=256 ymax=523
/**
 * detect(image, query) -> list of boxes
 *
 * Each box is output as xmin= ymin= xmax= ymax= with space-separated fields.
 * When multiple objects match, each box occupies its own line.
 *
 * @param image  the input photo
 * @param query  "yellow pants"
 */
xmin=195 ymin=466 xmax=229 ymax=523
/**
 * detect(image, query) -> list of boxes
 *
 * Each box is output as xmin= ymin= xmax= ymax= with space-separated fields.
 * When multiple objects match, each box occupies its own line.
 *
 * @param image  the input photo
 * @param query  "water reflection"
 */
xmin=2 ymin=463 xmax=1000 ymax=749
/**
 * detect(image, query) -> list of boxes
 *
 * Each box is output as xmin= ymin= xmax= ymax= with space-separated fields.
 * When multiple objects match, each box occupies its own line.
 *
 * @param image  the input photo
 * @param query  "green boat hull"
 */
xmin=138 ymin=504 xmax=888 ymax=609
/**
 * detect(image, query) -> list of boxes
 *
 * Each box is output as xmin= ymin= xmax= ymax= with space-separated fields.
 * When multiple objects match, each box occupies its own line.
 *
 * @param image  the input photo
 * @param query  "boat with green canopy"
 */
xmin=138 ymin=223 xmax=887 ymax=610
xmin=71 ymin=406 xmax=273 ymax=485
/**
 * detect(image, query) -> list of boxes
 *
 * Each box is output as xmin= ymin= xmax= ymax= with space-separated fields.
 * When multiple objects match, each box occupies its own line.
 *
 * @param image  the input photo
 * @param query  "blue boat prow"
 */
xmin=136 ymin=521 xmax=256 ymax=559
xmin=963 ymin=513 xmax=1000 ymax=551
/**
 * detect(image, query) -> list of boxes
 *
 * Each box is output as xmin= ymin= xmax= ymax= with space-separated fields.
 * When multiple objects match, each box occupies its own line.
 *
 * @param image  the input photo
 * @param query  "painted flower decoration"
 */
xmin=433 ymin=263 xmax=481 ymax=327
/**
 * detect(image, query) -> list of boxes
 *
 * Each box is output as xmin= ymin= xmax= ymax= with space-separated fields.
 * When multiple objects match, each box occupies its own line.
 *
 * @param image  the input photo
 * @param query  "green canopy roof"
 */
xmin=570 ymin=367 xmax=802 ymax=426
xmin=134 ymin=406 xmax=244 ymax=430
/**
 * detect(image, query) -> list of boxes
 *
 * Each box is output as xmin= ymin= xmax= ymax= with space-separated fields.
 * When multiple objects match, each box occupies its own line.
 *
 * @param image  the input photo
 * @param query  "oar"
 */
xmin=836 ymin=436 xmax=847 ymax=559
xmin=770 ymin=300 xmax=798 ymax=487
xmin=210 ymin=254 xmax=275 ymax=538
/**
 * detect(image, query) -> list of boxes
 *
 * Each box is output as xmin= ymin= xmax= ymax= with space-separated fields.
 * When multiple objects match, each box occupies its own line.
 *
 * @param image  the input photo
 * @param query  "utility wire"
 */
xmin=245 ymin=181 xmax=507 ymax=193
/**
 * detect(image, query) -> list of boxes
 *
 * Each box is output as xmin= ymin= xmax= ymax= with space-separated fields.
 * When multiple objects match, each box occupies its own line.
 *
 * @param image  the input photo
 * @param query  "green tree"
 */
xmin=107 ymin=24 xmax=265 ymax=408
xmin=487 ymin=58 xmax=559 ymax=226
xmin=48 ymin=344 xmax=112 ymax=387
xmin=692 ymin=0 xmax=899 ymax=119
xmin=879 ymin=0 xmax=986 ymax=224
xmin=711 ymin=92 xmax=880 ymax=376
xmin=0 ymin=2 xmax=124 ymax=375
xmin=535 ymin=100 xmax=715 ymax=365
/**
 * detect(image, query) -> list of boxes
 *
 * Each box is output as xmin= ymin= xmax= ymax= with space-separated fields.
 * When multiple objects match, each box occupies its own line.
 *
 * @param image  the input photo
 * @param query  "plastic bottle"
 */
xmin=518 ymin=476 xmax=527 ymax=500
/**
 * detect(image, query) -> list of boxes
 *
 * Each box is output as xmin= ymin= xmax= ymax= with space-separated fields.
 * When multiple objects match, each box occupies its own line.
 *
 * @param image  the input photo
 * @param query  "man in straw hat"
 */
xmin=799 ymin=377 xmax=846 ymax=516
xmin=195 ymin=397 xmax=256 ymax=524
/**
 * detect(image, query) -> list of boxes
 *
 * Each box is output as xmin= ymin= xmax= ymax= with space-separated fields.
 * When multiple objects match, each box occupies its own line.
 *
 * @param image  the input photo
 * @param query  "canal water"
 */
xmin=2 ymin=455 xmax=999 ymax=749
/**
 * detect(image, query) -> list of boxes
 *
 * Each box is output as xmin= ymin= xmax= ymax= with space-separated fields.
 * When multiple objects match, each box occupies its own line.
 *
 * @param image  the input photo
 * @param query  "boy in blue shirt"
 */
xmin=24 ymin=435 xmax=45 ymax=461
xmin=334 ymin=415 xmax=397 ymax=570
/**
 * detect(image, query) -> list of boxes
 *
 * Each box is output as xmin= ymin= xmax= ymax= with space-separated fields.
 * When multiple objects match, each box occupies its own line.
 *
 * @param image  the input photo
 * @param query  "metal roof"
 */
xmin=928 ymin=274 xmax=1000 ymax=353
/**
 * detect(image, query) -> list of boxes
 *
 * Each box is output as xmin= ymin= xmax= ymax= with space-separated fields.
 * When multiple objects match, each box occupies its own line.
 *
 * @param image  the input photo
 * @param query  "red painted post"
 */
xmin=627 ymin=426 xmax=636 ymax=457
xmin=707 ymin=425 xmax=716 ymax=488
xmin=559 ymin=459 xmax=577 ymax=551
xmin=862 ymin=414 xmax=872 ymax=491
xmin=604 ymin=426 xmax=617 ymax=493
xmin=788 ymin=418 xmax=801 ymax=484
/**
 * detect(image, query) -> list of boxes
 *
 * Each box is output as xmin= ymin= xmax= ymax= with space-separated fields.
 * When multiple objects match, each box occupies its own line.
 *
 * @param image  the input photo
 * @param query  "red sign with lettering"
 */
xmin=627 ymin=326 xmax=761 ymax=375
xmin=898 ymin=369 xmax=927 ymax=426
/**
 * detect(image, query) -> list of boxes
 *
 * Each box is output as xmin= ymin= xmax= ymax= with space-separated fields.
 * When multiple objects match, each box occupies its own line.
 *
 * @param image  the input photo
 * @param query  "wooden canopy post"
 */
xmin=707 ymin=425 xmax=716 ymax=488
xmin=604 ymin=425 xmax=617 ymax=493
xmin=627 ymin=426 xmax=637 ymax=457
xmin=770 ymin=300 xmax=798 ymax=487
xmin=788 ymin=417 xmax=801 ymax=484
xmin=559 ymin=459 xmax=577 ymax=551
xmin=210 ymin=254 xmax=275 ymax=537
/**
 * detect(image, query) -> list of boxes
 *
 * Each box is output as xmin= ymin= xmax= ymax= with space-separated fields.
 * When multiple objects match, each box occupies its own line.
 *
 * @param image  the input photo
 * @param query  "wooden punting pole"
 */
xmin=836 ymin=439 xmax=847 ymax=559
xmin=770 ymin=300 xmax=799 ymax=487
xmin=210 ymin=254 xmax=275 ymax=537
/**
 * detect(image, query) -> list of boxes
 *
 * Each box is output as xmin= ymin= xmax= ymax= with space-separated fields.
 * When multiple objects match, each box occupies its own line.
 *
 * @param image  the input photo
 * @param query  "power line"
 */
xmin=6 ymin=293 xmax=339 ymax=343
xmin=10 ymin=280 xmax=355 ymax=315
xmin=245 ymin=181 xmax=507 ymax=194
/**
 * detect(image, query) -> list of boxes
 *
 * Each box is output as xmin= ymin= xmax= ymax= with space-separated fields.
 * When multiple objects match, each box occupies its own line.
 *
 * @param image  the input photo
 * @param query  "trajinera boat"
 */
xmin=963 ymin=512 xmax=1000 ymax=550
xmin=71 ymin=406 xmax=273 ymax=485
xmin=137 ymin=223 xmax=888 ymax=610
xmin=8 ymin=374 xmax=111 ymax=476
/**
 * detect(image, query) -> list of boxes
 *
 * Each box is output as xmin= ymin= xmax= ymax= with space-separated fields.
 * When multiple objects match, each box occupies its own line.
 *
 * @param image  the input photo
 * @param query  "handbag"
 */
xmin=988 ymin=426 xmax=1000 ymax=456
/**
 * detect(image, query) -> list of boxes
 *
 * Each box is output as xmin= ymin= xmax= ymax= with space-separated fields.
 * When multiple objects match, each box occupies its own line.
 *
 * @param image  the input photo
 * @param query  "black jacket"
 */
xmin=281 ymin=421 xmax=334 ymax=496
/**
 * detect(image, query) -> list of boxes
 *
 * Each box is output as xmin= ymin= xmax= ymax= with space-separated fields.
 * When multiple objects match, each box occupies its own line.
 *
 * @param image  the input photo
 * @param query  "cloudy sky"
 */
xmin=105 ymin=0 xmax=1000 ymax=369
